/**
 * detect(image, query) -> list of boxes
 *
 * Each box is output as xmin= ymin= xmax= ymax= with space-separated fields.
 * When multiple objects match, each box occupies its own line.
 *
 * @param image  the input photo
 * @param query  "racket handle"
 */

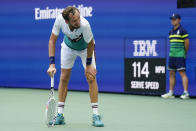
xmin=51 ymin=75 xmax=54 ymax=88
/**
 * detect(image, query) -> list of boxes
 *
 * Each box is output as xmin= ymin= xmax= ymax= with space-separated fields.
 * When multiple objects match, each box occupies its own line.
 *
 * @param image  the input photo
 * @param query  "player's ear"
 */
xmin=65 ymin=20 xmax=69 ymax=24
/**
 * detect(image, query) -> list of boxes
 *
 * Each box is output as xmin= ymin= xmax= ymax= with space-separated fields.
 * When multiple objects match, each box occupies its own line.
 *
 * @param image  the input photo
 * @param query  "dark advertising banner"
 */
xmin=124 ymin=38 xmax=166 ymax=95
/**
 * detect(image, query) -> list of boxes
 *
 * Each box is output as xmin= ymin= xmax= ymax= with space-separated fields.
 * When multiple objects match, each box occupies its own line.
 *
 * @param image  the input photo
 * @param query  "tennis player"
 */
xmin=47 ymin=6 xmax=104 ymax=127
xmin=162 ymin=14 xmax=189 ymax=99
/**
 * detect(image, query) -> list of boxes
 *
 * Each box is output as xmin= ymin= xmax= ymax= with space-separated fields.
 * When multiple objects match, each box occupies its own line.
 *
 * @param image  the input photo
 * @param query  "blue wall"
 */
xmin=0 ymin=0 xmax=196 ymax=96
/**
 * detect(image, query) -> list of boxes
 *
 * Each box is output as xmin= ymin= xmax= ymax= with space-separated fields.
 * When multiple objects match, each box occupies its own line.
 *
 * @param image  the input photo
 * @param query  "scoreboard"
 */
xmin=124 ymin=38 xmax=167 ymax=95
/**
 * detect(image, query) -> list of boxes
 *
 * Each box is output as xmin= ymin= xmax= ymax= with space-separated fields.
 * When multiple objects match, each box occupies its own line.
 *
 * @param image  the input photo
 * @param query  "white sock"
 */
xmin=184 ymin=91 xmax=188 ymax=94
xmin=58 ymin=102 xmax=65 ymax=114
xmin=92 ymin=103 xmax=99 ymax=115
xmin=169 ymin=90 xmax=174 ymax=95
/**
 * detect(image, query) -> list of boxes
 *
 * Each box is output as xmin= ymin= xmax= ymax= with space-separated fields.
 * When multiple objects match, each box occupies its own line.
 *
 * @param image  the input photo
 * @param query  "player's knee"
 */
xmin=60 ymin=73 xmax=70 ymax=83
xmin=86 ymin=76 xmax=95 ymax=84
xmin=170 ymin=71 xmax=176 ymax=77
xmin=86 ymin=76 xmax=92 ymax=83
xmin=179 ymin=71 xmax=186 ymax=77
xmin=87 ymin=79 xmax=93 ymax=84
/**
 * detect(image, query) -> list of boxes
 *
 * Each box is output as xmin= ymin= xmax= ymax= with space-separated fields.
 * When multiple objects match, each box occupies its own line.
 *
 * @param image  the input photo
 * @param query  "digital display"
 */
xmin=125 ymin=58 xmax=166 ymax=95
xmin=124 ymin=38 xmax=166 ymax=95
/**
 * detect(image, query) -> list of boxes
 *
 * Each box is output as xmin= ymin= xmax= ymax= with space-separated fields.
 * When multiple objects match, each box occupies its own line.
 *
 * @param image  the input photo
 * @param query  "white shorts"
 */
xmin=61 ymin=42 xmax=96 ymax=69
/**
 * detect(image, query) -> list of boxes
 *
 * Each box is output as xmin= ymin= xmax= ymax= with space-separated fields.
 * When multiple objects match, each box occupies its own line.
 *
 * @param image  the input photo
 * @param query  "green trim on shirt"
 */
xmin=63 ymin=35 xmax=88 ymax=51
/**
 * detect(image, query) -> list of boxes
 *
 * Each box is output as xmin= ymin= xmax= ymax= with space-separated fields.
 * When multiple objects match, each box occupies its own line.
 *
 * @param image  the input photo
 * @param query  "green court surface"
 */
xmin=0 ymin=88 xmax=195 ymax=131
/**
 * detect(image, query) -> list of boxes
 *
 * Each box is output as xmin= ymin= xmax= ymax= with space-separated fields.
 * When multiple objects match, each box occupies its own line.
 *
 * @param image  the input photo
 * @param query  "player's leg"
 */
xmin=87 ymin=77 xmax=104 ymax=127
xmin=177 ymin=58 xmax=189 ymax=99
xmin=162 ymin=57 xmax=176 ymax=98
xmin=80 ymin=50 xmax=104 ymax=127
xmin=54 ymin=68 xmax=72 ymax=125
xmin=55 ymin=43 xmax=77 ymax=125
xmin=179 ymin=70 xmax=188 ymax=91
xmin=87 ymin=77 xmax=98 ymax=112
xmin=58 ymin=68 xmax=72 ymax=112
xmin=162 ymin=71 xmax=176 ymax=98
xmin=169 ymin=70 xmax=176 ymax=93
xmin=80 ymin=50 xmax=99 ymax=113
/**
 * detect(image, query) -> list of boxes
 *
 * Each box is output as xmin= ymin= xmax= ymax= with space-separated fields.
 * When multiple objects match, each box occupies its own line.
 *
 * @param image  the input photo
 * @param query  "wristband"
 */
xmin=49 ymin=56 xmax=55 ymax=64
xmin=86 ymin=58 xmax=92 ymax=65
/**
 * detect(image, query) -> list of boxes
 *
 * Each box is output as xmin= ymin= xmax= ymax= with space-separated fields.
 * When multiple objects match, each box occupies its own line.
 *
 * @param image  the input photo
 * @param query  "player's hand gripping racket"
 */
xmin=45 ymin=75 xmax=56 ymax=127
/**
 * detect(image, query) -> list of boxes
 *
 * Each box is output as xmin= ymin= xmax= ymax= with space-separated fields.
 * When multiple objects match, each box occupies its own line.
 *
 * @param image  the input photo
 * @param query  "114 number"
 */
xmin=132 ymin=62 xmax=149 ymax=78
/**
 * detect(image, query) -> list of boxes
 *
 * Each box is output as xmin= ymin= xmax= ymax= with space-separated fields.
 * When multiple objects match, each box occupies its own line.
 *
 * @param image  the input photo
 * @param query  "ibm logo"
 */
xmin=133 ymin=40 xmax=158 ymax=57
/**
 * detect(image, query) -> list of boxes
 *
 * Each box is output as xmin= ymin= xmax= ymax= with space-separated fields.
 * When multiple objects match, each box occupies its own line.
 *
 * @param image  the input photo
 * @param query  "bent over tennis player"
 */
xmin=47 ymin=6 xmax=104 ymax=127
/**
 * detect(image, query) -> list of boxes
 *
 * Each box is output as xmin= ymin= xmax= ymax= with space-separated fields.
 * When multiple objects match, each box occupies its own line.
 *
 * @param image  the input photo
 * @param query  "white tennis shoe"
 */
xmin=161 ymin=93 xmax=175 ymax=98
xmin=180 ymin=93 xmax=189 ymax=99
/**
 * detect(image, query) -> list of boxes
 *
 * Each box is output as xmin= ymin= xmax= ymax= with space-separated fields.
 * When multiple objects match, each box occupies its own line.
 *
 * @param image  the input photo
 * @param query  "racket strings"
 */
xmin=48 ymin=89 xmax=54 ymax=99
xmin=46 ymin=99 xmax=56 ymax=126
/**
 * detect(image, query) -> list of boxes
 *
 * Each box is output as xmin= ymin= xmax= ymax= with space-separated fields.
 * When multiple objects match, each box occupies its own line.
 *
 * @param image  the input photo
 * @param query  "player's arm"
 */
xmin=83 ymin=20 xmax=96 ymax=80
xmin=182 ymin=29 xmax=189 ymax=56
xmin=47 ymin=15 xmax=61 ymax=77
xmin=47 ymin=33 xmax=58 ymax=77
xmin=85 ymin=39 xmax=96 ymax=80
xmin=86 ymin=39 xmax=96 ymax=71
xmin=184 ymin=38 xmax=189 ymax=55
xmin=49 ymin=33 xmax=58 ymax=58
xmin=86 ymin=39 xmax=95 ymax=63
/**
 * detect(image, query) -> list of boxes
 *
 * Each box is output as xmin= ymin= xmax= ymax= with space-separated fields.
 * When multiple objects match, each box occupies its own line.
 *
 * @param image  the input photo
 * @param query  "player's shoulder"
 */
xmin=80 ymin=16 xmax=90 ymax=28
xmin=179 ymin=25 xmax=186 ymax=30
xmin=55 ymin=14 xmax=64 ymax=23
xmin=169 ymin=29 xmax=172 ymax=35
xmin=179 ymin=25 xmax=188 ymax=34
xmin=56 ymin=14 xmax=64 ymax=20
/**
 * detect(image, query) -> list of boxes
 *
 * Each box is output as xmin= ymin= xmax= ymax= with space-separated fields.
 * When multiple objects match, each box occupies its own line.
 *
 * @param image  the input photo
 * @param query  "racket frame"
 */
xmin=45 ymin=76 xmax=56 ymax=127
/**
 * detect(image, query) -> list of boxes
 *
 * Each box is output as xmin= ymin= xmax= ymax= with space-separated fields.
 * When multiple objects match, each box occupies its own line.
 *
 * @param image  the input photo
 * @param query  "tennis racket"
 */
xmin=45 ymin=75 xmax=56 ymax=127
